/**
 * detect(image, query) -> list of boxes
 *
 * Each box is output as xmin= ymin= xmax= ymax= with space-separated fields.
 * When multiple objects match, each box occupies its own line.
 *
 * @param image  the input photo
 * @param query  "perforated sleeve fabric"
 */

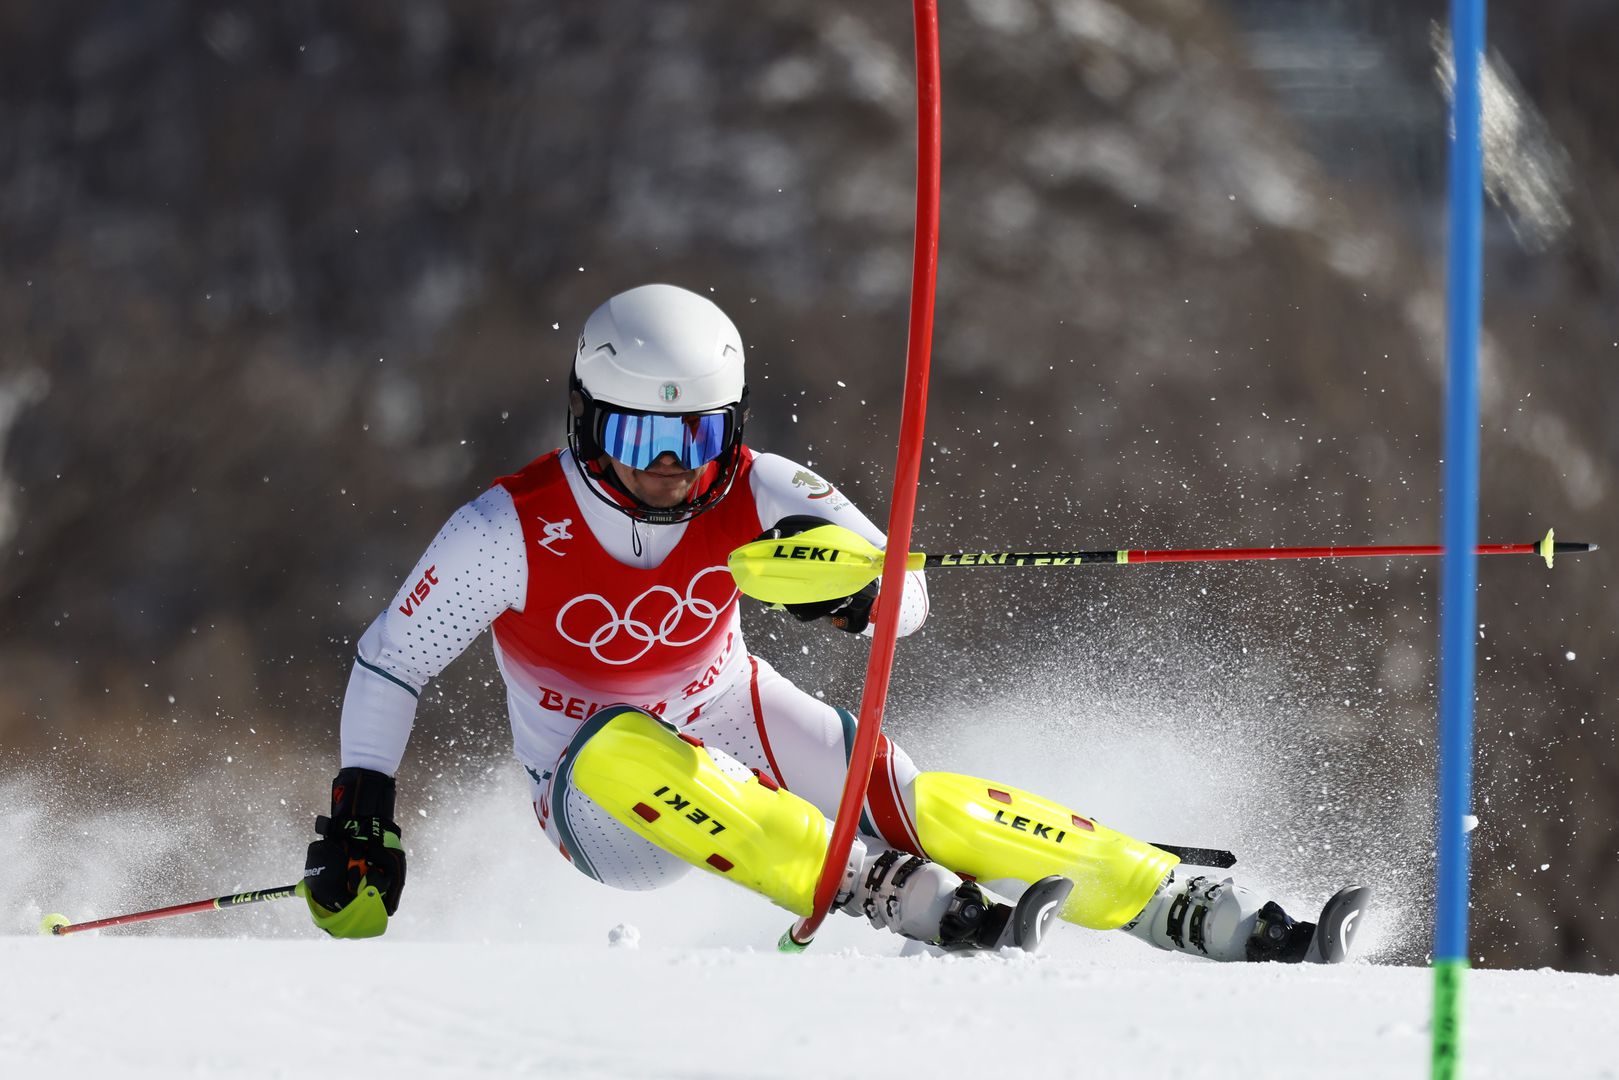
xmin=339 ymin=486 xmax=527 ymax=775
xmin=749 ymin=452 xmax=929 ymax=638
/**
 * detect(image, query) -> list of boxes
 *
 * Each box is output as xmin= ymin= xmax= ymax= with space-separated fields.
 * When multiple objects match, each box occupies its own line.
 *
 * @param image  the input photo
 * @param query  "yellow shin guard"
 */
xmin=568 ymin=706 xmax=831 ymax=916
xmin=912 ymin=772 xmax=1179 ymax=930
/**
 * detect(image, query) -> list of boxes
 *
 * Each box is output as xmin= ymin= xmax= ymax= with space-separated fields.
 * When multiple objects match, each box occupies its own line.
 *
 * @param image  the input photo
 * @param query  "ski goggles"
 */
xmin=596 ymin=406 xmax=733 ymax=471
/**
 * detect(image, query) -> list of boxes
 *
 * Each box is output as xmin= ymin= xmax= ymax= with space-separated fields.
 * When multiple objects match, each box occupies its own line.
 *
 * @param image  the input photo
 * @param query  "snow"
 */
xmin=4 ymin=668 xmax=1612 ymax=1076
xmin=3 ymin=931 xmax=1616 ymax=1078
xmin=5 ymin=779 xmax=1615 ymax=1080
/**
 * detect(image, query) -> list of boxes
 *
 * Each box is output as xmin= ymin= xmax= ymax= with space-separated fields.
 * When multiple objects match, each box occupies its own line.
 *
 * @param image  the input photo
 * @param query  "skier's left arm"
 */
xmin=749 ymin=452 xmax=929 ymax=637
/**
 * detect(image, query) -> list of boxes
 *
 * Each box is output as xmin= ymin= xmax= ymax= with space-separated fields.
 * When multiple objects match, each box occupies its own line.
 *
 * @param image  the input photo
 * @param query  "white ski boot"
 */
xmin=840 ymin=848 xmax=1072 ymax=953
xmin=1124 ymin=870 xmax=1371 ymax=963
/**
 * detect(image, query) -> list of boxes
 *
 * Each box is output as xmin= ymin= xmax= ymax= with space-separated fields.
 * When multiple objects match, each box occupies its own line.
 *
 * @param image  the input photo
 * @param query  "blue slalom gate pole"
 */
xmin=1432 ymin=1 xmax=1485 ymax=1077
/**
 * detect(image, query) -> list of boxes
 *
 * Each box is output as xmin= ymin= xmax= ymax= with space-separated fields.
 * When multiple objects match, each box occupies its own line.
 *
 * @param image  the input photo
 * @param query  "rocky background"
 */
xmin=2 ymin=0 xmax=1615 ymax=971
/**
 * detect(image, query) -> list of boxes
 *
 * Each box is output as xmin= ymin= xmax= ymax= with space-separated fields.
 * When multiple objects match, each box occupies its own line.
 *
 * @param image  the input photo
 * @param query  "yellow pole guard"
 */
xmin=912 ymin=772 xmax=1179 ymax=930
xmin=571 ymin=709 xmax=831 ymax=916
xmin=727 ymin=524 xmax=925 ymax=605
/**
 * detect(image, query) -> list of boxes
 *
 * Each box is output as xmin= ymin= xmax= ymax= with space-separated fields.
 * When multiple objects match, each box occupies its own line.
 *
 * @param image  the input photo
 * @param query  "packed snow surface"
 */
xmin=6 ymin=673 xmax=1613 ymax=1077
xmin=3 ymin=930 xmax=1616 ymax=1079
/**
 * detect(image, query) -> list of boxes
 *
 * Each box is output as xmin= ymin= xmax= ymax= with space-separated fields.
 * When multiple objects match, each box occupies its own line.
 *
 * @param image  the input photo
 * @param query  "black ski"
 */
xmin=1153 ymin=843 xmax=1237 ymax=868
xmin=1008 ymin=875 xmax=1073 ymax=952
xmin=1306 ymin=885 xmax=1373 ymax=963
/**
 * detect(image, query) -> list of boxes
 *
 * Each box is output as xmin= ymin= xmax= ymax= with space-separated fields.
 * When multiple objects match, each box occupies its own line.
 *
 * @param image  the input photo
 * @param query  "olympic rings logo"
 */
xmin=555 ymin=565 xmax=738 ymax=666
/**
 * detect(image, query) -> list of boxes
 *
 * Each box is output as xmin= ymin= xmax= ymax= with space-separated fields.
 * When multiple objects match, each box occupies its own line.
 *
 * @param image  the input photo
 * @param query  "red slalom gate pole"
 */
xmin=784 ymin=0 xmax=941 ymax=950
xmin=41 ymin=884 xmax=303 ymax=936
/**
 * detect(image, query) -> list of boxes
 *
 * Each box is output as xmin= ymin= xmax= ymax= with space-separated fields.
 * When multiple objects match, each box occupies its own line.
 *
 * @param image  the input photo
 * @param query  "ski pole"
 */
xmin=40 ymin=882 xmax=306 ymax=936
xmin=730 ymin=525 xmax=1595 ymax=605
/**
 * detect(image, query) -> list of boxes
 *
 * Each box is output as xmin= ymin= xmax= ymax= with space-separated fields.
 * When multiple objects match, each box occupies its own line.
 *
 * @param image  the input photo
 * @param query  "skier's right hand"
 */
xmin=302 ymin=767 xmax=407 ymax=939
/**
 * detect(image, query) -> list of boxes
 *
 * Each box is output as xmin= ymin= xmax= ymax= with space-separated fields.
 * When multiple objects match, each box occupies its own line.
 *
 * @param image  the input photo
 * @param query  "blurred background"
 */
xmin=2 ymin=0 xmax=1614 ymax=972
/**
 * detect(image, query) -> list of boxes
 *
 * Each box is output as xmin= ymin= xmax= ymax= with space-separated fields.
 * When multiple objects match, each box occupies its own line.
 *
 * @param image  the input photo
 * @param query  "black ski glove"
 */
xmin=303 ymin=767 xmax=407 ymax=937
xmin=757 ymin=516 xmax=879 ymax=634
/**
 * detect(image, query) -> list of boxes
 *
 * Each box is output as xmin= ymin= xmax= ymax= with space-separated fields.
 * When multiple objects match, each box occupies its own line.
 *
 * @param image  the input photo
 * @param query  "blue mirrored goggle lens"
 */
xmin=598 ymin=409 xmax=730 ymax=470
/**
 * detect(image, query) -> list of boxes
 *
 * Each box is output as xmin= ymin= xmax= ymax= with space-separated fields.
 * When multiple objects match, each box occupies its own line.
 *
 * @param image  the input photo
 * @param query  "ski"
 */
xmin=1306 ymin=885 xmax=1373 ymax=963
xmin=1153 ymin=843 xmax=1237 ymax=868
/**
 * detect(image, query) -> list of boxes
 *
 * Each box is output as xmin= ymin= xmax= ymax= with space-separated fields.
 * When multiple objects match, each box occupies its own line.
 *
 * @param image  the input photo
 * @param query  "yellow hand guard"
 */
xmin=912 ymin=772 xmax=1179 ymax=930
xmin=570 ymin=707 xmax=831 ymax=916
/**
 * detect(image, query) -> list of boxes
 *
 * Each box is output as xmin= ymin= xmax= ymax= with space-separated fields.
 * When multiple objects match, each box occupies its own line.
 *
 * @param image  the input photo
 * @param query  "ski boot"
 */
xmin=1126 ymin=871 xmax=1372 ymax=964
xmin=842 ymin=848 xmax=1073 ymax=953
xmin=1250 ymin=884 xmax=1372 ymax=963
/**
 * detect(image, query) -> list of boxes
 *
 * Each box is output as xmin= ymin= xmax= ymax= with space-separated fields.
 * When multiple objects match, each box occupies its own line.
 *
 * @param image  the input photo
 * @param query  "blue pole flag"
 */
xmin=1432 ymin=0 xmax=1484 ymax=1076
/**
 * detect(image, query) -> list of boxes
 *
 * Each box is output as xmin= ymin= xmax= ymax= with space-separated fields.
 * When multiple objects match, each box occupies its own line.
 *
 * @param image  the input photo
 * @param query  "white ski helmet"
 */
xmin=567 ymin=284 xmax=750 ymax=524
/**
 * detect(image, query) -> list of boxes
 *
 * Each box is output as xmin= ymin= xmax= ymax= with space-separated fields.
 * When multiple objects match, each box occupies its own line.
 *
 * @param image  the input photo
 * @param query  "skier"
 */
xmin=303 ymin=283 xmax=1369 ymax=959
